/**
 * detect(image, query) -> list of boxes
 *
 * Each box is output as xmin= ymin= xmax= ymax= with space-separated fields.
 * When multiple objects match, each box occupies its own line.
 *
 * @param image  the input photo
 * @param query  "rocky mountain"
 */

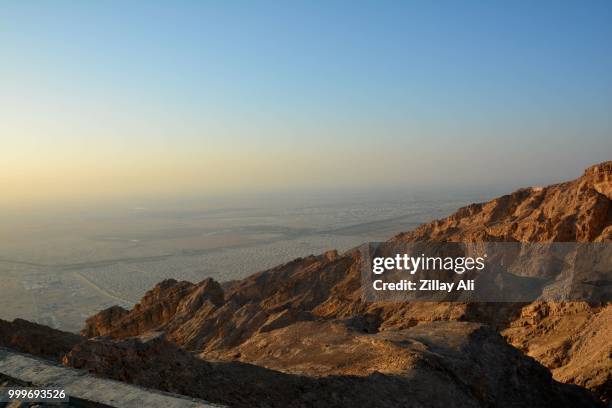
xmin=394 ymin=161 xmax=611 ymax=243
xmin=1 ymin=161 xmax=610 ymax=407
xmin=61 ymin=322 xmax=599 ymax=408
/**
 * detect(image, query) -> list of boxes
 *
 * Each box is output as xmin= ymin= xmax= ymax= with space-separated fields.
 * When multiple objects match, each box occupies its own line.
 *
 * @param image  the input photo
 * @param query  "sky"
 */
xmin=2 ymin=1 xmax=612 ymax=212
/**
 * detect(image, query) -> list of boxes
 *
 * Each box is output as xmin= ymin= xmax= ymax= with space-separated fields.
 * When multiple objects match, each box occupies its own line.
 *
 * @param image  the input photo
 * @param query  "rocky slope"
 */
xmin=1 ymin=161 xmax=610 ymax=407
xmin=80 ymin=161 xmax=611 ymax=403
xmin=503 ymin=301 xmax=611 ymax=402
xmin=0 ymin=318 xmax=82 ymax=361
xmin=394 ymin=161 xmax=611 ymax=243
xmin=61 ymin=322 xmax=599 ymax=408
xmin=6 ymin=320 xmax=594 ymax=407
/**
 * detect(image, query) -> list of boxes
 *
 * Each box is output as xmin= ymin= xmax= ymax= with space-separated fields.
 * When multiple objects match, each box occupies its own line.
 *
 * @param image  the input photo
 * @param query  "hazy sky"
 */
xmin=2 ymin=1 xmax=611 ymax=211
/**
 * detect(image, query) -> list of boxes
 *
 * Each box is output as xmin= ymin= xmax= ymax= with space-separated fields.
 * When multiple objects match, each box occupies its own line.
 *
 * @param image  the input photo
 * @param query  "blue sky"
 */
xmin=1 ymin=1 xmax=611 ymax=208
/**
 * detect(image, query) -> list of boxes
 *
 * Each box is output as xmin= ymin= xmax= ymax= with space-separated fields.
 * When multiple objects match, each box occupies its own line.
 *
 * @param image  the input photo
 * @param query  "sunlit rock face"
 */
xmin=2 ymin=162 xmax=610 ymax=406
xmin=394 ymin=160 xmax=611 ymax=243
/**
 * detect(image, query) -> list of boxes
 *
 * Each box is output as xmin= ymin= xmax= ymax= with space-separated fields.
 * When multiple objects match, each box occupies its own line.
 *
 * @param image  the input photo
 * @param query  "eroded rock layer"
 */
xmin=2 ymin=161 xmax=611 ymax=407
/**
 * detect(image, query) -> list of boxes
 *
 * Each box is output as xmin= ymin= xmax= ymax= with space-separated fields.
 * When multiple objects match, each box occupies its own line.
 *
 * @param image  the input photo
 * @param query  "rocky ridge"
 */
xmin=1 ymin=161 xmax=610 ymax=407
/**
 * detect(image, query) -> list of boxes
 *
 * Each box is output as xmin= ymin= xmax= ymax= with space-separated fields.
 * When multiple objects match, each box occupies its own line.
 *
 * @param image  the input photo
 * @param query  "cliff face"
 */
xmin=1 ymin=161 xmax=610 ymax=407
xmin=73 ymin=161 xmax=611 ymax=404
xmin=394 ymin=162 xmax=612 ymax=243
xmin=503 ymin=302 xmax=611 ymax=402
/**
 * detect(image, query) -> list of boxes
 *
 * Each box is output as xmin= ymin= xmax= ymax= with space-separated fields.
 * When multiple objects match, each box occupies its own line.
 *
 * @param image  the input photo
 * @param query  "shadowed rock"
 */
xmin=63 ymin=323 xmax=602 ymax=407
xmin=76 ymin=162 xmax=611 ymax=403
xmin=0 ymin=318 xmax=83 ymax=362
xmin=2 ymin=162 xmax=610 ymax=406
